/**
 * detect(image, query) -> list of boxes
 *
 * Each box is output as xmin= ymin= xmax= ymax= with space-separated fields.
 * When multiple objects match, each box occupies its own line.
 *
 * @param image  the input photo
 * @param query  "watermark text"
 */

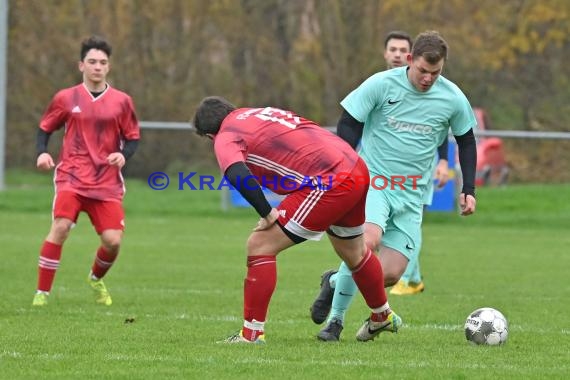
xmin=147 ymin=172 xmax=423 ymax=191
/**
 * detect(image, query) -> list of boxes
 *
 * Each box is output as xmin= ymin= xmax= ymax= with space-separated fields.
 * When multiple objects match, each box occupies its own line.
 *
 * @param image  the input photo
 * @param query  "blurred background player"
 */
xmin=383 ymin=30 xmax=413 ymax=69
xmin=192 ymin=96 xmax=402 ymax=343
xmin=32 ymin=35 xmax=140 ymax=306
xmin=311 ymin=31 xmax=476 ymax=341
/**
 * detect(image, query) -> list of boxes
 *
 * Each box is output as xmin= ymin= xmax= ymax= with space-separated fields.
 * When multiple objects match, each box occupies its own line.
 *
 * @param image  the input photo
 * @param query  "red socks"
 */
xmin=351 ymin=249 xmax=388 ymax=309
xmin=37 ymin=241 xmax=62 ymax=292
xmin=37 ymin=242 xmax=118 ymax=294
xmin=240 ymin=251 xmax=388 ymax=340
xmin=91 ymin=246 xmax=118 ymax=279
xmin=242 ymin=255 xmax=276 ymax=341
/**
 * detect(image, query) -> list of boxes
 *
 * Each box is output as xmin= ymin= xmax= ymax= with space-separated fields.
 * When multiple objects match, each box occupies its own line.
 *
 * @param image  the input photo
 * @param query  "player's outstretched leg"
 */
xmin=310 ymin=269 xmax=337 ymax=324
xmin=316 ymin=262 xmax=358 ymax=341
xmin=350 ymin=249 xmax=402 ymax=342
xmin=33 ymin=241 xmax=63 ymax=307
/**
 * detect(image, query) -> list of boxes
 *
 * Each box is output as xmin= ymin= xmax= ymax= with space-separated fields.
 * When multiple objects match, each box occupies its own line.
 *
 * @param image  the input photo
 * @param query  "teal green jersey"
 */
xmin=341 ymin=66 xmax=476 ymax=203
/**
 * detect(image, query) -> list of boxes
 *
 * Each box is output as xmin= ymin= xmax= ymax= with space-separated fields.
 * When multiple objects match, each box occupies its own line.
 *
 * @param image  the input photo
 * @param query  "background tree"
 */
xmin=5 ymin=0 xmax=570 ymax=181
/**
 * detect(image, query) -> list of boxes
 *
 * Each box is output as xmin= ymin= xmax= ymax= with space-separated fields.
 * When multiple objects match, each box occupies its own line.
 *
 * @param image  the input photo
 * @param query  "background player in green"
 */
xmin=312 ymin=30 xmax=477 ymax=341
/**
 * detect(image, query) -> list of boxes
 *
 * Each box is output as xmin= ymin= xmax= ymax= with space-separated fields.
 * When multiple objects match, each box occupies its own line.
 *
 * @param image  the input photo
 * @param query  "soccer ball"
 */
xmin=464 ymin=307 xmax=508 ymax=345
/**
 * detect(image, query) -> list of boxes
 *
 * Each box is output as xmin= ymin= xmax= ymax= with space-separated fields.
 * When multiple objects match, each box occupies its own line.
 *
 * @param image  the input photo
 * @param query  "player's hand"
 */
xmin=254 ymin=208 xmax=280 ymax=231
xmin=36 ymin=153 xmax=55 ymax=171
xmin=459 ymin=193 xmax=476 ymax=216
xmin=435 ymin=159 xmax=449 ymax=188
xmin=107 ymin=152 xmax=126 ymax=168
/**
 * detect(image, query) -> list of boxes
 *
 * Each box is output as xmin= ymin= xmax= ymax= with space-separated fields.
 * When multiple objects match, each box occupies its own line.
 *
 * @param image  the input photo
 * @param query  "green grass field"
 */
xmin=1 ymin=170 xmax=569 ymax=379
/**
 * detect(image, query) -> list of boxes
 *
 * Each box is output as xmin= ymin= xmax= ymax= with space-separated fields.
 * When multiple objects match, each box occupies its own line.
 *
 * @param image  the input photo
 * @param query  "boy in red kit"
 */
xmin=192 ymin=96 xmax=402 ymax=343
xmin=32 ymin=36 xmax=140 ymax=306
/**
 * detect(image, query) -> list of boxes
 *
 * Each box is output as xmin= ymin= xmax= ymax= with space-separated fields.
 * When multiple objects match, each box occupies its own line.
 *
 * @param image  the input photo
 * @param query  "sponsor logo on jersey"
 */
xmin=387 ymin=117 xmax=432 ymax=135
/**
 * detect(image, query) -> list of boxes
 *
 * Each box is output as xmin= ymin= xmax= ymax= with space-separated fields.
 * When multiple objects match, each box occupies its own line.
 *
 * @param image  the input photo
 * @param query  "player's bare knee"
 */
xmin=246 ymin=232 xmax=283 ymax=256
xmin=364 ymin=224 xmax=382 ymax=252
xmin=383 ymin=265 xmax=405 ymax=287
xmin=246 ymin=233 xmax=264 ymax=255
xmin=49 ymin=219 xmax=73 ymax=242
xmin=384 ymin=272 xmax=400 ymax=287
xmin=103 ymin=240 xmax=121 ymax=253
xmin=344 ymin=250 xmax=367 ymax=269
xmin=101 ymin=231 xmax=122 ymax=251
xmin=364 ymin=237 xmax=379 ymax=252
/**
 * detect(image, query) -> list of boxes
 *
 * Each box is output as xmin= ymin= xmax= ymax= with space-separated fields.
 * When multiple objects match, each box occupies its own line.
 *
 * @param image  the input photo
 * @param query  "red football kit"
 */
xmin=40 ymin=83 xmax=140 ymax=202
xmin=40 ymin=83 xmax=140 ymax=232
xmin=213 ymin=106 xmax=369 ymax=240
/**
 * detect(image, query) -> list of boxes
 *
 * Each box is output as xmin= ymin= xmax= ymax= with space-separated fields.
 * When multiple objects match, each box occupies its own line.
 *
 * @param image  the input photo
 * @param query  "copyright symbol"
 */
xmin=148 ymin=172 xmax=169 ymax=190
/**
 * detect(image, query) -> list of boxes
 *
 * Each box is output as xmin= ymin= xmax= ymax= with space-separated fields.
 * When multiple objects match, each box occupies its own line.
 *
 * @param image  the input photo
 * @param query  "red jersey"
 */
xmin=40 ymin=83 xmax=140 ymax=201
xmin=213 ymin=107 xmax=359 ymax=194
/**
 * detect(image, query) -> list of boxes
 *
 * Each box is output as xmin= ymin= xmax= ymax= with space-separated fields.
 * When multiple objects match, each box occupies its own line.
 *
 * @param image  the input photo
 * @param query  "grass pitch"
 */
xmin=1 ymin=170 xmax=569 ymax=379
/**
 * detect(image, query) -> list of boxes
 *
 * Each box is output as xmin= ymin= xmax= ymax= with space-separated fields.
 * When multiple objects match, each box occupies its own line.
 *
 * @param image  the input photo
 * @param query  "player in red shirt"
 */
xmin=192 ymin=96 xmax=401 ymax=343
xmin=32 ymin=36 xmax=140 ymax=307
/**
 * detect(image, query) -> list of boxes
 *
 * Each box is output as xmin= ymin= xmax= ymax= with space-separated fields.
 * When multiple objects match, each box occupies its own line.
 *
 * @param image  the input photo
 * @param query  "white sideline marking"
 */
xmin=0 ymin=351 xmax=22 ymax=358
xmin=17 ymin=306 xmax=570 ymax=335
xmin=4 ymin=348 xmax=568 ymax=373
xmin=196 ymin=357 xmax=569 ymax=372
xmin=414 ymin=323 xmax=461 ymax=331
xmin=105 ymin=354 xmax=185 ymax=362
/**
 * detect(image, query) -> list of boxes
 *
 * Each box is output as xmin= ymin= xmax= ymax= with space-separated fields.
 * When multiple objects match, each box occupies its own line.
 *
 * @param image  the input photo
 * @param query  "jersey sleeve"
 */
xmin=120 ymin=96 xmax=141 ymax=140
xmin=39 ymin=91 xmax=68 ymax=133
xmin=340 ymin=73 xmax=384 ymax=122
xmin=450 ymin=88 xmax=477 ymax=136
xmin=213 ymin=132 xmax=247 ymax=172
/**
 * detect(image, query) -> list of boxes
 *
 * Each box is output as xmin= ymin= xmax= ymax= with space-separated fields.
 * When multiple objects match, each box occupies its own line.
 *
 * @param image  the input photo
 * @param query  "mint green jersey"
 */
xmin=341 ymin=66 xmax=476 ymax=204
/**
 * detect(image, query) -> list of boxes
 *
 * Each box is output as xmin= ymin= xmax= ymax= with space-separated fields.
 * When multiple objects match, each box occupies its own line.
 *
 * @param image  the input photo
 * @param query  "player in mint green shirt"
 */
xmin=311 ymin=31 xmax=478 ymax=342
xmin=324 ymin=31 xmax=451 ymax=299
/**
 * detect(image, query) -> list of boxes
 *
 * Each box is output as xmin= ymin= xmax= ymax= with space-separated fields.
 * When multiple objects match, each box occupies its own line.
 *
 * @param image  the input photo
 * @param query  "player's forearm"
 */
xmin=455 ymin=129 xmax=477 ymax=197
xmin=225 ymin=162 xmax=272 ymax=218
xmin=36 ymin=129 xmax=52 ymax=158
xmin=336 ymin=110 xmax=364 ymax=150
xmin=121 ymin=139 xmax=139 ymax=160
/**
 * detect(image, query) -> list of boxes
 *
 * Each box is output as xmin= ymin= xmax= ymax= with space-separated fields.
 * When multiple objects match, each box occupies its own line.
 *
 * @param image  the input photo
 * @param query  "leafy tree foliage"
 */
xmin=5 ymin=0 xmax=570 ymax=179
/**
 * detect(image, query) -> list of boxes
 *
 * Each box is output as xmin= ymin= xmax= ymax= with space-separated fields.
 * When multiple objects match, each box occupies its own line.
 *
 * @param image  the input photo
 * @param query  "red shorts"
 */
xmin=52 ymin=191 xmax=125 ymax=234
xmin=276 ymin=157 xmax=369 ymax=242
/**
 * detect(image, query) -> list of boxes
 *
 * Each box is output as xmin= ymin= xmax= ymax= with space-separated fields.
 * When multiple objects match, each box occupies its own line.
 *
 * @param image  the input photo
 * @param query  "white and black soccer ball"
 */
xmin=464 ymin=307 xmax=508 ymax=345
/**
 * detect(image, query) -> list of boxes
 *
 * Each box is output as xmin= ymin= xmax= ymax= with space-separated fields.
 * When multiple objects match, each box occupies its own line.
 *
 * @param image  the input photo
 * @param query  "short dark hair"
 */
xmin=80 ymin=35 xmax=112 ymax=61
xmin=384 ymin=31 xmax=413 ymax=50
xmin=411 ymin=31 xmax=448 ymax=64
xmin=193 ymin=96 xmax=237 ymax=136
